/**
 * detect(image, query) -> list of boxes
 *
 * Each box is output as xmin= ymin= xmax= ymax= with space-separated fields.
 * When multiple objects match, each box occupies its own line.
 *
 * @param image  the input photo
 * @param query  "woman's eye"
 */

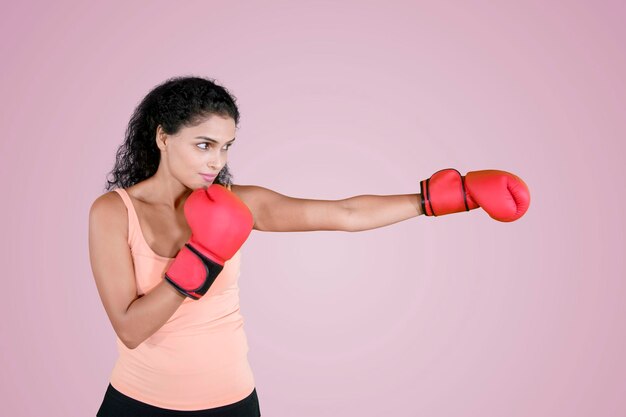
xmin=197 ymin=143 xmax=233 ymax=151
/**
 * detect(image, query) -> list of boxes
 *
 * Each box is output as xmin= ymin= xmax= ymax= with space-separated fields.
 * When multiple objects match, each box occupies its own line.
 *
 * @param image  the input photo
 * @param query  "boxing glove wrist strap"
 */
xmin=164 ymin=243 xmax=224 ymax=300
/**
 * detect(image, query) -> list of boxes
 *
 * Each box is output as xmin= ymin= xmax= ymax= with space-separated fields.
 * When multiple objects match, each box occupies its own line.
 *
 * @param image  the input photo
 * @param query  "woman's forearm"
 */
xmin=122 ymin=280 xmax=186 ymax=349
xmin=344 ymin=193 xmax=423 ymax=232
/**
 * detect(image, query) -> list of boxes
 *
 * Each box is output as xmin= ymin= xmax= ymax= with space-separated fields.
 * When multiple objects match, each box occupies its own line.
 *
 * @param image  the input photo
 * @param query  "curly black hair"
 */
xmin=104 ymin=76 xmax=240 ymax=191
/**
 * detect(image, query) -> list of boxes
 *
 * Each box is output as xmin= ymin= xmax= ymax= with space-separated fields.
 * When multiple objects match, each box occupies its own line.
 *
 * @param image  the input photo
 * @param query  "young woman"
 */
xmin=89 ymin=76 xmax=530 ymax=416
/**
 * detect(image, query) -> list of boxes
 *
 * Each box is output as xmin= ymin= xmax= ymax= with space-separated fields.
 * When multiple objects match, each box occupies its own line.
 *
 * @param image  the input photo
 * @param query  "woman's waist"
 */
xmin=116 ymin=322 xmax=250 ymax=374
xmin=109 ymin=354 xmax=256 ymax=410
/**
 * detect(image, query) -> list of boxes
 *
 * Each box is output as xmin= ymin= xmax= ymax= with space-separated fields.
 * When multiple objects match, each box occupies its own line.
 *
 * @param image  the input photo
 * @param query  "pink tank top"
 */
xmin=108 ymin=187 xmax=256 ymax=411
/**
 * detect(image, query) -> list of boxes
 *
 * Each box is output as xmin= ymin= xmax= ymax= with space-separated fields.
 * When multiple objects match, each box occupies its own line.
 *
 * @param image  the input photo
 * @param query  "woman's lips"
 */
xmin=199 ymin=173 xmax=216 ymax=182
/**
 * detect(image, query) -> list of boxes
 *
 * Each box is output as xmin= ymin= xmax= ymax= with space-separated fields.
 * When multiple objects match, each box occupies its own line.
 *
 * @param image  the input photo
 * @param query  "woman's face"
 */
xmin=158 ymin=114 xmax=236 ymax=189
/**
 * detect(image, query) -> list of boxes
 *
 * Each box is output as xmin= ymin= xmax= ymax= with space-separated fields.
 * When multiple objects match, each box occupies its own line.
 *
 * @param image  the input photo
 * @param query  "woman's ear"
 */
xmin=156 ymin=125 xmax=168 ymax=151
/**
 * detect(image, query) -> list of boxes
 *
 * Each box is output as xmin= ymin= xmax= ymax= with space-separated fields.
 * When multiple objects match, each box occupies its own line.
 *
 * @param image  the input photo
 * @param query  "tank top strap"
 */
xmin=112 ymin=188 xmax=140 ymax=247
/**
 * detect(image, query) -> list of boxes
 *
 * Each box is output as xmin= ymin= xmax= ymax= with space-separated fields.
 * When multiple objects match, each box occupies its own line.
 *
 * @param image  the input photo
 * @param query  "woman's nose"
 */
xmin=206 ymin=152 xmax=224 ymax=170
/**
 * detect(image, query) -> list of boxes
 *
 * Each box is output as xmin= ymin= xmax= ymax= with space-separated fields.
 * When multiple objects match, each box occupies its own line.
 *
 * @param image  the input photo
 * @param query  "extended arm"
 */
xmin=239 ymin=167 xmax=530 ymax=234
xmin=235 ymin=184 xmax=422 ymax=233
xmin=344 ymin=193 xmax=423 ymax=232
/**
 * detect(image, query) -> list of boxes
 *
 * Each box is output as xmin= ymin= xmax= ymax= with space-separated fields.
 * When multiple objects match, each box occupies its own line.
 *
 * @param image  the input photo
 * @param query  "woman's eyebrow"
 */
xmin=194 ymin=136 xmax=236 ymax=143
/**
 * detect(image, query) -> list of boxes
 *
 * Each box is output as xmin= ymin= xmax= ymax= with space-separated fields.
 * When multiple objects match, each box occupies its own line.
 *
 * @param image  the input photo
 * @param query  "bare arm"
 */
xmin=89 ymin=192 xmax=185 ymax=350
xmin=122 ymin=281 xmax=185 ymax=348
xmin=232 ymin=184 xmax=421 ymax=233
xmin=344 ymin=193 xmax=423 ymax=232
xmin=233 ymin=185 xmax=352 ymax=232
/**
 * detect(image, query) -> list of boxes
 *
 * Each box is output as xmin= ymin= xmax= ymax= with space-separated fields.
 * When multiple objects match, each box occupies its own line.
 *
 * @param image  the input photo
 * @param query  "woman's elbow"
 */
xmin=118 ymin=327 xmax=140 ymax=350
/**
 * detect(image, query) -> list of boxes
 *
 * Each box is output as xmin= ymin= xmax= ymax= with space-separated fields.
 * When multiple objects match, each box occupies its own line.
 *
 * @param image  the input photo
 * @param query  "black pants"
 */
xmin=96 ymin=383 xmax=261 ymax=417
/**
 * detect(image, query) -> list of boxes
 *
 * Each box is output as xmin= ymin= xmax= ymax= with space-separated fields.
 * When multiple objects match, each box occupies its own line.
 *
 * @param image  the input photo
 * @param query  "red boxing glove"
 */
xmin=164 ymin=184 xmax=254 ymax=300
xmin=419 ymin=168 xmax=530 ymax=222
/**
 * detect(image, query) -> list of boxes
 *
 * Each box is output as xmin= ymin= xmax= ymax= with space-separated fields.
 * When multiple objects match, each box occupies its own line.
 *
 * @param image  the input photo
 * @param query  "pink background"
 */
xmin=2 ymin=1 xmax=625 ymax=416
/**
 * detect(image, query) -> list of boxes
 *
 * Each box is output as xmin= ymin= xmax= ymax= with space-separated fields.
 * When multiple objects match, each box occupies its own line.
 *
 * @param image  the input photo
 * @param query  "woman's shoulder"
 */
xmin=91 ymin=188 xmax=125 ymax=207
xmin=89 ymin=189 xmax=128 ymax=228
xmin=95 ymin=181 xmax=150 ymax=209
xmin=229 ymin=183 xmax=265 ymax=220
xmin=230 ymin=183 xmax=257 ymax=204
